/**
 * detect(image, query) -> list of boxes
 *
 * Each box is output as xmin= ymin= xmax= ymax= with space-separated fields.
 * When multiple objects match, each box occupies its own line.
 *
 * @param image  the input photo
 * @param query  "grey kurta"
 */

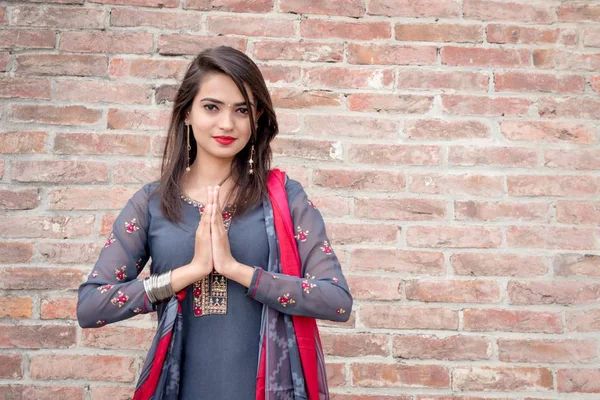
xmin=77 ymin=177 xmax=352 ymax=399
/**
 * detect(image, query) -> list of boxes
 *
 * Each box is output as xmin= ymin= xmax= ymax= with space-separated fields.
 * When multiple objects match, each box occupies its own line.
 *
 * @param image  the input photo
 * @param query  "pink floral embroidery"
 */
xmin=305 ymin=273 xmax=315 ymax=280
xmin=295 ymin=226 xmax=309 ymax=242
xmin=98 ymin=284 xmax=113 ymax=294
xmin=105 ymin=233 xmax=115 ymax=247
xmin=336 ymin=308 xmax=346 ymax=315
xmin=301 ymin=280 xmax=317 ymax=294
xmin=193 ymin=305 xmax=203 ymax=316
xmin=307 ymin=199 xmax=317 ymax=209
xmin=332 ymin=277 xmax=339 ymax=284
xmin=320 ymin=240 xmax=333 ymax=255
xmin=91 ymin=270 xmax=99 ymax=278
xmin=111 ymin=290 xmax=129 ymax=307
xmin=115 ymin=265 xmax=127 ymax=281
xmin=125 ymin=218 xmax=139 ymax=234
xmin=277 ymin=293 xmax=296 ymax=307
xmin=133 ymin=307 xmax=142 ymax=313
xmin=96 ymin=320 xmax=106 ymax=325
xmin=135 ymin=258 xmax=143 ymax=272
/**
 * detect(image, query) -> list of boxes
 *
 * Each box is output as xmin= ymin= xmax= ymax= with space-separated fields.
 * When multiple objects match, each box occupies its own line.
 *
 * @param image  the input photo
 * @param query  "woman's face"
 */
xmin=186 ymin=72 xmax=258 ymax=164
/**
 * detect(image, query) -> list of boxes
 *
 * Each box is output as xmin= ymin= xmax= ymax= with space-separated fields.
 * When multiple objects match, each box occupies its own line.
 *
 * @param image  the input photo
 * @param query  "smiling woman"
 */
xmin=76 ymin=46 xmax=352 ymax=400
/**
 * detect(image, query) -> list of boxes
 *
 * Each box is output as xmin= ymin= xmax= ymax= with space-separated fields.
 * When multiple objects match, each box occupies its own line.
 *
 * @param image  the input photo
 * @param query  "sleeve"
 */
xmin=245 ymin=178 xmax=353 ymax=322
xmin=76 ymin=184 xmax=155 ymax=329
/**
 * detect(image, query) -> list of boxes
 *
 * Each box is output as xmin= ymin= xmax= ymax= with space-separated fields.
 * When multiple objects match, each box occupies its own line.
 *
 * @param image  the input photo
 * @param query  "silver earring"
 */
xmin=248 ymin=144 xmax=255 ymax=175
xmin=185 ymin=122 xmax=191 ymax=173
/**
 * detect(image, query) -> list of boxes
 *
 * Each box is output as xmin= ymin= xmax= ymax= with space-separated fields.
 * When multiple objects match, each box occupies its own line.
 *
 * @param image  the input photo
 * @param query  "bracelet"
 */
xmin=143 ymin=270 xmax=175 ymax=304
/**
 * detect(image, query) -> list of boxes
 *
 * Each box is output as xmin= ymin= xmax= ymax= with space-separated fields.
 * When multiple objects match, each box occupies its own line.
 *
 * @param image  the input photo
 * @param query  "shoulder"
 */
xmin=130 ymin=180 xmax=160 ymax=206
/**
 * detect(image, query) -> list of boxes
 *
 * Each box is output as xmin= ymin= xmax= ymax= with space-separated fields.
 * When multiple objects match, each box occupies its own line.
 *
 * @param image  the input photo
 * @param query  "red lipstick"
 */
xmin=213 ymin=136 xmax=236 ymax=145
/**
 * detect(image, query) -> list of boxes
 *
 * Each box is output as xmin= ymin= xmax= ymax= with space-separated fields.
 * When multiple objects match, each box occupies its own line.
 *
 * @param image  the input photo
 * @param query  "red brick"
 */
xmin=0 ymin=131 xmax=47 ymax=153
xmin=305 ymin=115 xmax=398 ymax=139
xmin=347 ymin=144 xmax=440 ymax=166
xmin=545 ymin=149 xmax=600 ymax=170
xmin=495 ymin=71 xmax=585 ymax=95
xmin=348 ymin=43 xmax=436 ymax=65
xmin=348 ymin=93 xmax=433 ymax=113
xmin=60 ymin=31 xmax=152 ymax=54
xmin=10 ymin=6 xmax=105 ymax=28
xmin=306 ymin=194 xmax=350 ymax=218
xmin=368 ymin=0 xmax=460 ymax=18
xmin=501 ymin=120 xmax=596 ymax=144
xmin=207 ymin=15 xmax=294 ymax=37
xmin=554 ymin=254 xmax=600 ymax=278
xmin=49 ymin=186 xmax=136 ymax=210
xmin=157 ymin=34 xmax=246 ymax=56
xmin=464 ymin=0 xmax=553 ymax=22
xmin=450 ymin=146 xmax=538 ymax=167
xmin=304 ymin=66 xmax=394 ymax=89
xmin=393 ymin=335 xmax=491 ymax=361
xmin=584 ymin=27 xmax=600 ymax=48
xmin=361 ymin=304 xmax=458 ymax=330
xmin=534 ymin=49 xmax=600 ymax=71
xmin=406 ymin=226 xmax=502 ymax=249
xmin=184 ymin=0 xmax=272 ymax=12
xmin=56 ymin=81 xmax=151 ymax=105
xmin=0 ymin=385 xmax=84 ymax=399
xmin=395 ymin=23 xmax=482 ymax=43
xmin=397 ymin=70 xmax=488 ymax=91
xmin=318 ymin=313 xmax=356 ymax=330
xmin=442 ymin=95 xmax=531 ymax=116
xmin=113 ymin=160 xmax=161 ymax=184
xmin=12 ymin=161 xmax=108 ymax=183
xmin=351 ymin=249 xmax=445 ymax=275
xmin=326 ymin=363 xmax=346 ymax=387
xmin=452 ymin=253 xmax=547 ymax=276
xmin=54 ymin=133 xmax=150 ymax=155
xmin=464 ymin=308 xmax=562 ymax=334
xmin=405 ymin=119 xmax=490 ymax=139
xmin=409 ymin=173 xmax=503 ymax=196
xmin=301 ymin=19 xmax=390 ymax=40
xmin=0 ymin=215 xmax=94 ymax=239
xmin=406 ymin=280 xmax=502 ymax=303
xmin=321 ymin=332 xmax=388 ymax=357
xmin=108 ymin=108 xmax=171 ymax=130
xmin=280 ymin=0 xmax=364 ymax=17
xmin=499 ymin=339 xmax=597 ymax=363
xmin=110 ymin=8 xmax=203 ymax=30
xmin=260 ymin=64 xmax=300 ymax=84
xmin=327 ymin=223 xmax=398 ymax=245
xmin=0 ymin=325 xmax=76 ymax=349
xmin=557 ymin=200 xmax=600 ymax=224
xmin=272 ymin=138 xmax=339 ymax=161
xmin=538 ymin=97 xmax=600 ymax=120
xmin=354 ymin=198 xmax=445 ymax=221
xmin=442 ymin=46 xmax=530 ymax=67
xmin=37 ymin=242 xmax=102 ymax=264
xmin=352 ymin=363 xmax=449 ymax=388
xmin=271 ymin=88 xmax=343 ymax=109
xmin=487 ymin=24 xmax=577 ymax=45
xmin=567 ymin=309 xmax=600 ymax=332
xmin=9 ymin=104 xmax=102 ymax=125
xmin=110 ymin=57 xmax=189 ymax=79
xmin=332 ymin=395 xmax=410 ymax=400
xmin=253 ymin=40 xmax=343 ymax=62
xmin=507 ymin=226 xmax=598 ymax=250
xmin=89 ymin=0 xmax=177 ymax=6
xmin=15 ymin=54 xmax=107 ymax=77
xmin=508 ymin=280 xmax=600 ymax=305
xmin=0 ymin=267 xmax=84 ymax=290
xmin=89 ymin=385 xmax=136 ymax=400
xmin=455 ymin=201 xmax=550 ymax=223
xmin=30 ymin=354 xmax=135 ymax=382
xmin=82 ymin=326 xmax=154 ymax=350
xmin=0 ymin=242 xmax=33 ymax=263
xmin=0 ymin=51 xmax=8 ymax=71
xmin=0 ymin=297 xmax=32 ymax=319
xmin=346 ymin=275 xmax=402 ymax=300
xmin=0 ymin=354 xmax=22 ymax=379
xmin=0 ymin=77 xmax=51 ymax=99
xmin=453 ymin=367 xmax=552 ymax=391
xmin=0 ymin=188 xmax=39 ymax=210
xmin=508 ymin=175 xmax=600 ymax=197
xmin=558 ymin=3 xmax=600 ymax=22
xmin=558 ymin=369 xmax=600 ymax=393
xmin=40 ymin=296 xmax=77 ymax=320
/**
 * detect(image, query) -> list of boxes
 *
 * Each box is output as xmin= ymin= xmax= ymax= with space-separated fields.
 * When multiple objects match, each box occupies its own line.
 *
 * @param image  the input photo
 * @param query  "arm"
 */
xmin=76 ymin=184 xmax=154 ymax=328
xmin=242 ymin=178 xmax=353 ymax=322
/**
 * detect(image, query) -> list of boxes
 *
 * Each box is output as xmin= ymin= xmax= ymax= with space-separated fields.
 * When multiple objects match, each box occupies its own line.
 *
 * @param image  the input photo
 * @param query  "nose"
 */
xmin=218 ymin=110 xmax=234 ymax=131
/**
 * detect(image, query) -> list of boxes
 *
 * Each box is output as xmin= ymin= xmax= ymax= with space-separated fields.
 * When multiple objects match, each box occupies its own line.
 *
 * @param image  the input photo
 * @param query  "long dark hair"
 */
xmin=158 ymin=46 xmax=279 ymax=222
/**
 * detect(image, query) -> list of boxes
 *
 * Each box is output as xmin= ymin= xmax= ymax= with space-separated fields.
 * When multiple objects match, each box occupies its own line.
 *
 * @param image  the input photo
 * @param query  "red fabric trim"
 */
xmin=133 ymin=329 xmax=173 ymax=400
xmin=250 ymin=267 xmax=263 ymax=298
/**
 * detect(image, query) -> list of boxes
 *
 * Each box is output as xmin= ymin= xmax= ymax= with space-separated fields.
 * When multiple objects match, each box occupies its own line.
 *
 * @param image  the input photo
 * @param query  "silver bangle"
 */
xmin=143 ymin=270 xmax=175 ymax=304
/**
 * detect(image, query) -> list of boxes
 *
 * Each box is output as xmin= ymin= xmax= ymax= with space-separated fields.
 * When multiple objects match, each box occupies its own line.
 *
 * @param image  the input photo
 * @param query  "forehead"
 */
xmin=196 ymin=72 xmax=254 ymax=104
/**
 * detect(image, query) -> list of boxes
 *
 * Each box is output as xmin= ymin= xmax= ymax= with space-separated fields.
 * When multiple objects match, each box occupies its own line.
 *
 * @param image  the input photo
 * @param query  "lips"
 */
xmin=213 ymin=136 xmax=236 ymax=145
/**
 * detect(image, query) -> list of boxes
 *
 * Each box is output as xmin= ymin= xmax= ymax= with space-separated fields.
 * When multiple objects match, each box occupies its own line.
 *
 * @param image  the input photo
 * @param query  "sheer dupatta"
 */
xmin=133 ymin=169 xmax=328 ymax=400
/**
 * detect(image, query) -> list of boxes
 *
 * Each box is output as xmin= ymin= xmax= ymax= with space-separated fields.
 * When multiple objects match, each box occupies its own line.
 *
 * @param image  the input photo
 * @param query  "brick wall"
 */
xmin=1 ymin=0 xmax=600 ymax=399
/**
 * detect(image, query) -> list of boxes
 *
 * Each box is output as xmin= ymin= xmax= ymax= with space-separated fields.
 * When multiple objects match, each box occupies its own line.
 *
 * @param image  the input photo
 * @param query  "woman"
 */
xmin=76 ymin=46 xmax=353 ymax=399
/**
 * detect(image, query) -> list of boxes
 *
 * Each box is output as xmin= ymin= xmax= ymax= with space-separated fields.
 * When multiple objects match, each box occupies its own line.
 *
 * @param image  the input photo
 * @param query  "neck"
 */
xmin=187 ymin=153 xmax=232 ymax=187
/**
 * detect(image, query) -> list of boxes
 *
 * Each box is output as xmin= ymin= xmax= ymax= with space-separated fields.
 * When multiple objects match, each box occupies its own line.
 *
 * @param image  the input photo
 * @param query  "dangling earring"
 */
xmin=248 ymin=144 xmax=255 ymax=175
xmin=185 ymin=121 xmax=191 ymax=173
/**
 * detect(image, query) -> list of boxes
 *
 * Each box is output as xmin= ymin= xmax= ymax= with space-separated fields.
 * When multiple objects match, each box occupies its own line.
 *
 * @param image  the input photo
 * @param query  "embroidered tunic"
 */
xmin=77 ymin=178 xmax=352 ymax=399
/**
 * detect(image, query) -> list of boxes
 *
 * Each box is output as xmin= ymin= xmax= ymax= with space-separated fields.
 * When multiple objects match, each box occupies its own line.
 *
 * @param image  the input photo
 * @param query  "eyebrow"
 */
xmin=200 ymin=97 xmax=255 ymax=107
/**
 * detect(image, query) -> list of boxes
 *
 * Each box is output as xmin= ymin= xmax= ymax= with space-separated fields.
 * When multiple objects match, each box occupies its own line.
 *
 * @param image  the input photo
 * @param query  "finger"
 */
xmin=211 ymin=186 xmax=220 ymax=226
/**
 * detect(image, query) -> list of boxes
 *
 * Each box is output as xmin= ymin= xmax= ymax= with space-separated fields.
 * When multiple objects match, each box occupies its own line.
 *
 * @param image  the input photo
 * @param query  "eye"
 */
xmin=203 ymin=104 xmax=218 ymax=111
xmin=237 ymin=107 xmax=249 ymax=115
